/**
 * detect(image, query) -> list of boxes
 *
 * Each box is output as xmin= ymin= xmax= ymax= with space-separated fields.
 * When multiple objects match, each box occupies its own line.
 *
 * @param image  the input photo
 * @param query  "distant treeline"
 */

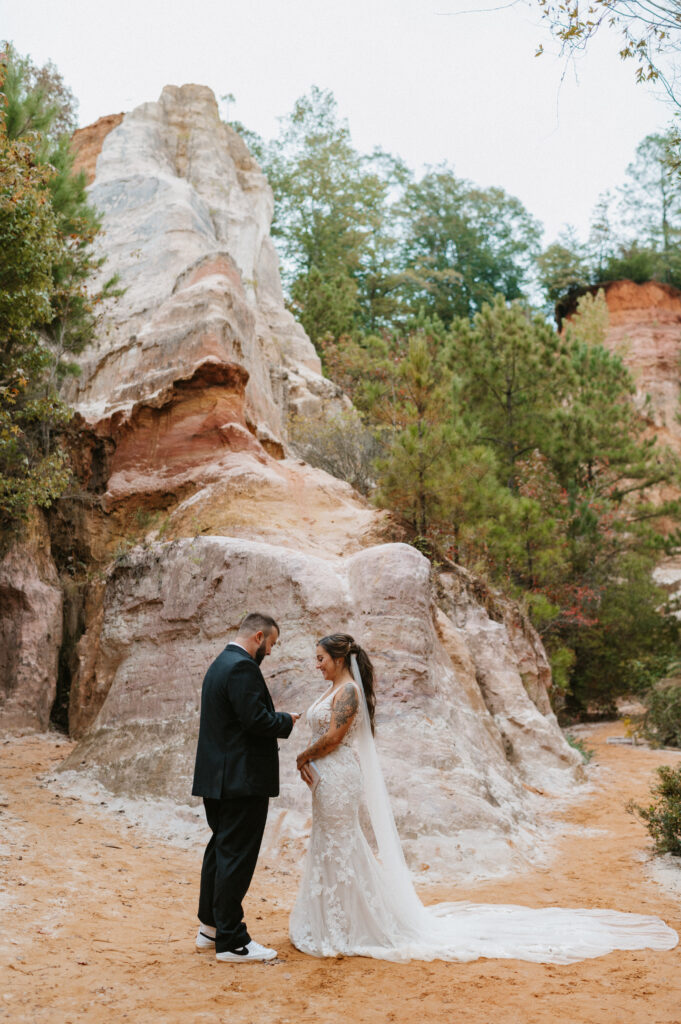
xmin=236 ymin=87 xmax=681 ymax=340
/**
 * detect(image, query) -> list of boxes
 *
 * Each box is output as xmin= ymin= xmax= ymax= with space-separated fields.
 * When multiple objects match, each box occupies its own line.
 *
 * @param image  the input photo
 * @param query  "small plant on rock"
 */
xmin=565 ymin=733 xmax=595 ymax=763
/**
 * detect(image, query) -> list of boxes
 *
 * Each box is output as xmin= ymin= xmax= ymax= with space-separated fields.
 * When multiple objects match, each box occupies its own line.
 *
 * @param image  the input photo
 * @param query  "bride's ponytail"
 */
xmin=318 ymin=633 xmax=376 ymax=735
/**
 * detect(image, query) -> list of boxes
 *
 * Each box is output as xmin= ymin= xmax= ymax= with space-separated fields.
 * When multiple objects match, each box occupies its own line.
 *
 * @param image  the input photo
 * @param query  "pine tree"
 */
xmin=0 ymin=45 xmax=114 ymax=537
xmin=447 ymin=296 xmax=565 ymax=491
xmin=550 ymin=291 xmax=677 ymax=574
xmin=0 ymin=121 xmax=71 ymax=528
xmin=374 ymin=333 xmax=456 ymax=540
xmin=2 ymin=44 xmax=109 ymax=358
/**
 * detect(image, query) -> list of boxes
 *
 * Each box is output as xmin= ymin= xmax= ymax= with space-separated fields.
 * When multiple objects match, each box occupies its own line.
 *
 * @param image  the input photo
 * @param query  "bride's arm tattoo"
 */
xmin=297 ymin=683 xmax=359 ymax=767
xmin=298 ymin=733 xmax=336 ymax=764
xmin=332 ymin=685 xmax=358 ymax=728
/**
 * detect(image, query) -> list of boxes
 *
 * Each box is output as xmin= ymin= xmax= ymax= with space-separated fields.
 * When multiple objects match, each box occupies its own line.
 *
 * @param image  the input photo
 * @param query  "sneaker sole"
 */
xmin=195 ymin=943 xmax=215 ymax=953
xmin=215 ymin=952 xmax=277 ymax=963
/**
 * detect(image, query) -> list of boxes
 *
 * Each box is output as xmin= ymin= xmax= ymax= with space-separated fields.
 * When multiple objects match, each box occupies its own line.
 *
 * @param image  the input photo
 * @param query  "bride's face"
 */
xmin=316 ymin=645 xmax=341 ymax=681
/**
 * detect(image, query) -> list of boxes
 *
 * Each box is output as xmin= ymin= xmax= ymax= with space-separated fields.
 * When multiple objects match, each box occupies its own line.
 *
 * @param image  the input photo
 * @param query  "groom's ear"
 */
xmin=254 ymin=630 xmax=264 ymax=644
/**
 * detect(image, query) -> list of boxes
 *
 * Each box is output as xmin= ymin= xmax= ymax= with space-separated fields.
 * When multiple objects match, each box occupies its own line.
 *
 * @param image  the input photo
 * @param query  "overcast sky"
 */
xmin=2 ymin=0 xmax=673 ymax=244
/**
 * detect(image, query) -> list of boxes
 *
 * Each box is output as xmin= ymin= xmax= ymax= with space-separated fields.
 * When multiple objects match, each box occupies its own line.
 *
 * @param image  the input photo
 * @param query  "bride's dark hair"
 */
xmin=318 ymin=633 xmax=376 ymax=735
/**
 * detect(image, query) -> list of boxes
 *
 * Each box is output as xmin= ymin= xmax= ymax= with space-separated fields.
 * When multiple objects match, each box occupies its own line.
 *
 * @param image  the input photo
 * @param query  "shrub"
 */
xmin=627 ymin=763 xmax=681 ymax=856
xmin=644 ymin=678 xmax=681 ymax=748
xmin=288 ymin=409 xmax=379 ymax=495
xmin=598 ymin=244 xmax=661 ymax=285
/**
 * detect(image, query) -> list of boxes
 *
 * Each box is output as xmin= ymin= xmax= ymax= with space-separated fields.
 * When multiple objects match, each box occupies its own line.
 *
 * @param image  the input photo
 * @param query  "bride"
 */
xmin=289 ymin=633 xmax=678 ymax=963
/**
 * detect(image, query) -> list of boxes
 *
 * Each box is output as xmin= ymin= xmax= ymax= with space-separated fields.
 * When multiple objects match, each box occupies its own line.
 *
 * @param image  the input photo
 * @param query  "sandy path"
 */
xmin=1 ymin=725 xmax=680 ymax=1024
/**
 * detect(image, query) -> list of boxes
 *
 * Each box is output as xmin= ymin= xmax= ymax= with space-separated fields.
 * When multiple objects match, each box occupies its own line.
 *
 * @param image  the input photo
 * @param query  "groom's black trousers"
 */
xmin=198 ymin=795 xmax=270 ymax=952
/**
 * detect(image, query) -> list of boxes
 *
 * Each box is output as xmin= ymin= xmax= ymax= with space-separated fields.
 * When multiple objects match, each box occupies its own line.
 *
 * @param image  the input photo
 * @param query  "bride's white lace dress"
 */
xmin=289 ymin=685 xmax=678 ymax=964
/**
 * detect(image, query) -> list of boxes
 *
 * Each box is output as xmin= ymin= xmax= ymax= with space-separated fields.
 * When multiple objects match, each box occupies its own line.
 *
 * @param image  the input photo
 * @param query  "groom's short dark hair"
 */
xmin=237 ymin=612 xmax=280 ymax=637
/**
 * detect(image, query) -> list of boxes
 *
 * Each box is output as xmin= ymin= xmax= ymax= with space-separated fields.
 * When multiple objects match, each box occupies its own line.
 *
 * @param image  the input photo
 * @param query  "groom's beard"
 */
xmin=254 ymin=639 xmax=267 ymax=665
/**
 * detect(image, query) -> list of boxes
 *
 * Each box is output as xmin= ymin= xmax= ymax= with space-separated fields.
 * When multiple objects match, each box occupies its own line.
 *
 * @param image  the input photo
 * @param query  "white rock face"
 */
xmin=63 ymin=537 xmax=583 ymax=881
xmin=68 ymin=84 xmax=339 ymax=438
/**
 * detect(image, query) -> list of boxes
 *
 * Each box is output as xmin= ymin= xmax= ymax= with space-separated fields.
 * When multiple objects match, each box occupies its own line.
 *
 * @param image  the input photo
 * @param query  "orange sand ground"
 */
xmin=1 ymin=724 xmax=680 ymax=1024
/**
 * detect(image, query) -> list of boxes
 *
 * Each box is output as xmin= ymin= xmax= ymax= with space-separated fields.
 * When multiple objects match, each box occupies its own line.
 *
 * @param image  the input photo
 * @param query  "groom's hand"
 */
xmin=289 ymin=712 xmax=301 ymax=724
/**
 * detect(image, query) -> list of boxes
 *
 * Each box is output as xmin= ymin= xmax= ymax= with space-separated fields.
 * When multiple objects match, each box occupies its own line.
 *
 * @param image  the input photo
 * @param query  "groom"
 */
xmin=192 ymin=612 xmax=299 ymax=962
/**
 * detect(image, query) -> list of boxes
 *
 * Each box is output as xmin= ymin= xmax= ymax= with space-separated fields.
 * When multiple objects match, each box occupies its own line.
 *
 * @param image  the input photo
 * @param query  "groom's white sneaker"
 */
xmin=216 ymin=939 xmax=277 ymax=962
xmin=195 ymin=924 xmax=216 ymax=952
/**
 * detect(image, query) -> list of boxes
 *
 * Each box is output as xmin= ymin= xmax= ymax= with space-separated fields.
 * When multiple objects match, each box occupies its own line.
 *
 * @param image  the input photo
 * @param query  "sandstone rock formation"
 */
xmin=0 ymin=84 xmax=385 ymax=737
xmin=0 ymin=517 xmax=63 ymax=733
xmin=62 ymin=537 xmax=582 ymax=880
xmin=67 ymin=84 xmax=339 ymax=450
xmin=63 ymin=83 xmax=355 ymax=542
xmin=600 ymin=280 xmax=681 ymax=454
xmin=71 ymin=113 xmax=125 ymax=185
xmin=3 ymin=83 xmax=585 ymax=881
xmin=599 ymin=281 xmax=681 ymax=594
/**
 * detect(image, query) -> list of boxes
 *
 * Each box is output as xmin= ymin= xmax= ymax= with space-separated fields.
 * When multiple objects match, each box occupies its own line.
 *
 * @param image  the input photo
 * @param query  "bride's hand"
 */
xmin=299 ymin=763 xmax=314 ymax=785
xmin=296 ymin=752 xmax=308 ymax=771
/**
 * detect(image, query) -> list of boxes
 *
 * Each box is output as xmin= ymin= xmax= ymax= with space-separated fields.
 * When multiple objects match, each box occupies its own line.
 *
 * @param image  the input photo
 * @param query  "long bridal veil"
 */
xmin=348 ymin=655 xmax=678 ymax=964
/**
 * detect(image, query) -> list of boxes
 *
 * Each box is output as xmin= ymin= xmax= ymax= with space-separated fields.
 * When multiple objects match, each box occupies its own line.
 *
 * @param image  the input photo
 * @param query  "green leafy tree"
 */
xmin=537 ymin=230 xmax=591 ymax=308
xmin=1 ymin=42 xmax=78 ymax=141
xmin=644 ymin=673 xmax=681 ymax=747
xmin=540 ymin=130 xmax=681 ymax=308
xmin=351 ymin=149 xmax=412 ymax=333
xmin=599 ymin=243 xmax=666 ymax=285
xmin=587 ymin=193 xmax=619 ymax=280
xmin=253 ymin=94 xmax=542 ymax=339
xmin=241 ymin=86 xmax=681 ymax=714
xmin=289 ymin=266 xmax=358 ymax=345
xmin=615 ymin=131 xmax=681 ymax=283
xmin=551 ymin=292 xmax=675 ymax=537
xmin=483 ymin=450 xmax=569 ymax=593
xmin=258 ymin=87 xmax=403 ymax=344
xmin=399 ymin=168 xmax=542 ymax=325
xmin=590 ymin=132 xmax=681 ymax=289
xmin=567 ymin=554 xmax=678 ymax=713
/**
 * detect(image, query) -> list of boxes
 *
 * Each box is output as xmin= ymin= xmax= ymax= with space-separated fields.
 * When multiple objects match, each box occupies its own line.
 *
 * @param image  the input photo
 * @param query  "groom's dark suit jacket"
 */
xmin=192 ymin=643 xmax=293 ymax=800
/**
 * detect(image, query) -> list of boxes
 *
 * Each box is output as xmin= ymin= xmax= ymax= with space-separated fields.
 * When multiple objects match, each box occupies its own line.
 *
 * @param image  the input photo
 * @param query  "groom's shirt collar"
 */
xmin=228 ymin=640 xmax=251 ymax=656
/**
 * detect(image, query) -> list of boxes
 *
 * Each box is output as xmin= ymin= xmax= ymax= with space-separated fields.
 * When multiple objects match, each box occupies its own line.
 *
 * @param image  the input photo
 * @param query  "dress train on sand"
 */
xmin=289 ymin=672 xmax=677 ymax=964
